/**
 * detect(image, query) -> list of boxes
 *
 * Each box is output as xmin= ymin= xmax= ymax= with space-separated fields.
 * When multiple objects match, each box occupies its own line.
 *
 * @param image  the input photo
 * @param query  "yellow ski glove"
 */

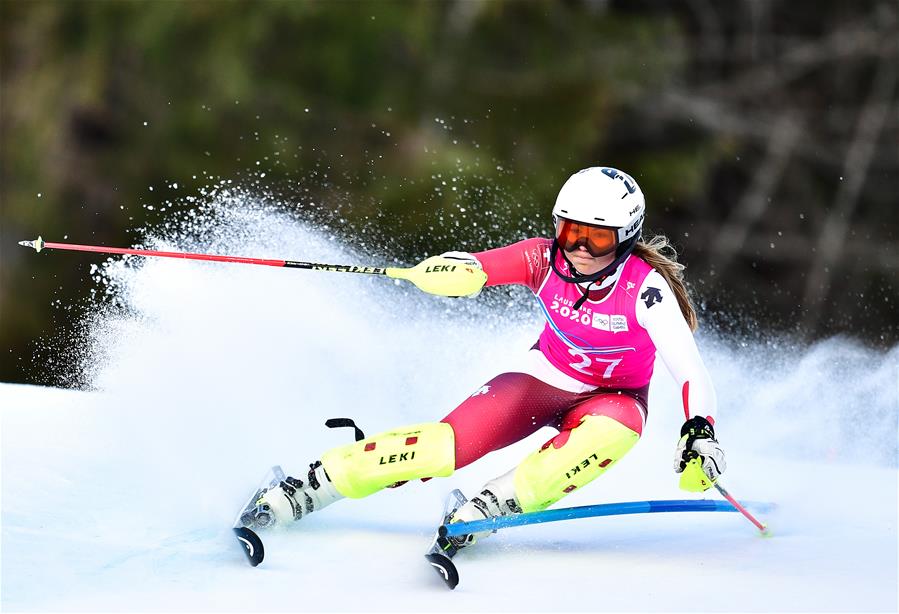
xmin=387 ymin=252 xmax=486 ymax=297
xmin=674 ymin=416 xmax=726 ymax=492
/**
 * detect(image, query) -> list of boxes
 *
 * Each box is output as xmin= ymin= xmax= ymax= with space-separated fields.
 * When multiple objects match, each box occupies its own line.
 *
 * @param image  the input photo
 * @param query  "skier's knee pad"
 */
xmin=514 ymin=415 xmax=640 ymax=512
xmin=321 ymin=422 xmax=455 ymax=498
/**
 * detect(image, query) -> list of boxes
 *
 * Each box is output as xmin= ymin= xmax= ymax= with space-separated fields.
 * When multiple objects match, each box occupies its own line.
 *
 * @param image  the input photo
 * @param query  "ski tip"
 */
xmin=425 ymin=552 xmax=459 ymax=590
xmin=18 ymin=236 xmax=44 ymax=252
xmin=233 ymin=526 xmax=265 ymax=567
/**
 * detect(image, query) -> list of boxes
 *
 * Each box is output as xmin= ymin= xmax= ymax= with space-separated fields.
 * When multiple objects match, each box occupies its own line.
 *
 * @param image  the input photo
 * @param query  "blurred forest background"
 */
xmin=1 ymin=0 xmax=897 ymax=386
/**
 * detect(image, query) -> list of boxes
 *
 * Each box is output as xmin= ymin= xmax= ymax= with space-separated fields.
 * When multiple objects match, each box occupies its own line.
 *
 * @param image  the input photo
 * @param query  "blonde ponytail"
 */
xmin=632 ymin=235 xmax=698 ymax=332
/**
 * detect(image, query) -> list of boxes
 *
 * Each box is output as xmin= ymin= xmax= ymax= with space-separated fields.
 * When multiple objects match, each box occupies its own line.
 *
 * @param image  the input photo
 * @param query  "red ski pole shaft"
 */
xmin=18 ymin=235 xmax=489 ymax=297
xmin=17 ymin=236 xmax=389 ymax=276
xmin=714 ymin=482 xmax=769 ymax=534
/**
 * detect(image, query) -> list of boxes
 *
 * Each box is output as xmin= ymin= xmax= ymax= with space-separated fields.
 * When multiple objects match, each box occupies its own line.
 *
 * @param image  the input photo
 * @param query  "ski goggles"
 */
xmin=555 ymin=218 xmax=619 ymax=257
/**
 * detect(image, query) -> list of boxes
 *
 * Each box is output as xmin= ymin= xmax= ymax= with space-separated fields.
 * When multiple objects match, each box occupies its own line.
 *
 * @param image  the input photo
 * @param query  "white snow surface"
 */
xmin=2 ymin=204 xmax=897 ymax=612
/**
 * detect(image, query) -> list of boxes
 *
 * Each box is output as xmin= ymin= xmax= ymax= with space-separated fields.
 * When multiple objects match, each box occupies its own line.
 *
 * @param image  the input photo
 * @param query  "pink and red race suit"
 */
xmin=532 ymin=245 xmax=656 ymax=388
xmin=440 ymin=238 xmax=717 ymax=469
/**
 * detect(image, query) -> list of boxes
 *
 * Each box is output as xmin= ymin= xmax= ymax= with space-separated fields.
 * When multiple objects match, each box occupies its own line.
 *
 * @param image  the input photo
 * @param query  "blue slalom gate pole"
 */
xmin=440 ymin=499 xmax=775 ymax=538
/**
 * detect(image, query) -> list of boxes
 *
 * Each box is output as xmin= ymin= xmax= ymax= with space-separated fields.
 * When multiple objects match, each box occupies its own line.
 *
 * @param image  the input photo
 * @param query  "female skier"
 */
xmin=243 ymin=166 xmax=726 ymax=546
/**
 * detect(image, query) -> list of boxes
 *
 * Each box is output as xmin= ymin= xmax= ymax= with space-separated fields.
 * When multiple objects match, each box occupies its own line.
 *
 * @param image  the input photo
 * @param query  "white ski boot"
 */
xmin=240 ymin=461 xmax=343 ymax=529
xmin=447 ymin=470 xmax=522 ymax=548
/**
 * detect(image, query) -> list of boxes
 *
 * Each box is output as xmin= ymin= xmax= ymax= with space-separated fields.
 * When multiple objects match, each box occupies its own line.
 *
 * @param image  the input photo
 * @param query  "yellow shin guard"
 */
xmin=514 ymin=415 xmax=640 ymax=512
xmin=321 ymin=422 xmax=456 ymax=498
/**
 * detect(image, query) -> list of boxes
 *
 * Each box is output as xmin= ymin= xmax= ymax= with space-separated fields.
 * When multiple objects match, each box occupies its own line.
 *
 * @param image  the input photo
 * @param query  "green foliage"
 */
xmin=2 ymin=0 xmax=896 ymax=384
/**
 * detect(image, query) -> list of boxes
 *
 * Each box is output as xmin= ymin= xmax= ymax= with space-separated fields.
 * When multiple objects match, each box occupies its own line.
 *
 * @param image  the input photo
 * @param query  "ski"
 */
xmin=233 ymin=526 xmax=264 ymax=567
xmin=424 ymin=489 xmax=468 ymax=590
xmin=425 ymin=550 xmax=459 ymax=590
xmin=232 ymin=465 xmax=287 ymax=567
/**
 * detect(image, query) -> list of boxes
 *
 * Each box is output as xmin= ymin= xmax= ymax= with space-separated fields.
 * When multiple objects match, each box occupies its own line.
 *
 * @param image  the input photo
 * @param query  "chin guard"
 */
xmin=513 ymin=415 xmax=640 ymax=513
xmin=321 ymin=422 xmax=456 ymax=498
xmin=679 ymin=457 xmax=715 ymax=492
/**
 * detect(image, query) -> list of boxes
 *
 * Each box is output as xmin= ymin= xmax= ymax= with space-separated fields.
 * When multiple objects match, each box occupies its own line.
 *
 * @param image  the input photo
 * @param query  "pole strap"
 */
xmin=325 ymin=418 xmax=367 ymax=442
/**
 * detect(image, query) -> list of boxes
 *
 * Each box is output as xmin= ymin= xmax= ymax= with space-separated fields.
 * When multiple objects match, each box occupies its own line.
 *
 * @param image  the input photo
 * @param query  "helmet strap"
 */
xmin=551 ymin=233 xmax=641 ymax=310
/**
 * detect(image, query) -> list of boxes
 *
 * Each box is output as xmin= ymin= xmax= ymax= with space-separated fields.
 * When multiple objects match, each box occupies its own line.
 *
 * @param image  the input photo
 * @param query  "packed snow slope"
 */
xmin=2 ymin=201 xmax=897 ymax=612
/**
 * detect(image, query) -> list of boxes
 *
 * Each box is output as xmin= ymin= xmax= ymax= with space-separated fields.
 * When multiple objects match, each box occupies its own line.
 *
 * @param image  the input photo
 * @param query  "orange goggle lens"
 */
xmin=555 ymin=219 xmax=618 ymax=257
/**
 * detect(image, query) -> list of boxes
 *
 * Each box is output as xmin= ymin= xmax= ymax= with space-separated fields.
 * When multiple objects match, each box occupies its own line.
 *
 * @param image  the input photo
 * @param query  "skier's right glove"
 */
xmin=674 ymin=416 xmax=726 ymax=491
xmin=437 ymin=251 xmax=486 ymax=298
xmin=391 ymin=252 xmax=486 ymax=297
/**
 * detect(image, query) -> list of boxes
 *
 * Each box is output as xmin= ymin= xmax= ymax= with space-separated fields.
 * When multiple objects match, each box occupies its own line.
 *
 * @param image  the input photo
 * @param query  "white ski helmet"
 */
xmin=552 ymin=166 xmax=645 ymax=246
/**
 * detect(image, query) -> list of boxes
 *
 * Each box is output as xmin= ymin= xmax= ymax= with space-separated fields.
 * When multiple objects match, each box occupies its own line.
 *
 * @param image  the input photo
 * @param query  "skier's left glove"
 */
xmin=674 ymin=416 xmax=726 ymax=487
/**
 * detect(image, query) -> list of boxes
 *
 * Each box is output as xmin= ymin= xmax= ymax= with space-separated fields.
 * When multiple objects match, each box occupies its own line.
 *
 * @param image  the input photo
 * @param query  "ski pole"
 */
xmin=714 ymin=482 xmax=769 ymax=535
xmin=679 ymin=457 xmax=770 ymax=535
xmin=17 ymin=236 xmax=487 ymax=297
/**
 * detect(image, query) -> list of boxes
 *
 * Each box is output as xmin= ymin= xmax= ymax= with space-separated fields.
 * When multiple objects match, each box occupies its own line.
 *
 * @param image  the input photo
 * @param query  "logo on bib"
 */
xmin=592 ymin=314 xmax=629 ymax=333
xmin=592 ymin=313 xmax=610 ymax=331
xmin=611 ymin=315 xmax=629 ymax=333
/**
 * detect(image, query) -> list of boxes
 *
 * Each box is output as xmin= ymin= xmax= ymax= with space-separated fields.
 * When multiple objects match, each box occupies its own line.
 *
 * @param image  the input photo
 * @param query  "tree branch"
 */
xmin=800 ymin=49 xmax=897 ymax=333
